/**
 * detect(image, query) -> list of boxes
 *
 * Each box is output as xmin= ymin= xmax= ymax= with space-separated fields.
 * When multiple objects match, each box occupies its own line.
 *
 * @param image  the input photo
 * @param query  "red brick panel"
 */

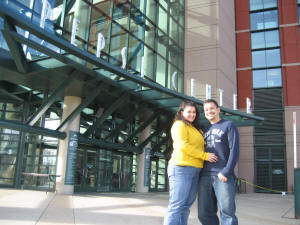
xmin=278 ymin=0 xmax=298 ymax=25
xmin=280 ymin=26 xmax=300 ymax=64
xmin=282 ymin=66 xmax=300 ymax=106
xmin=236 ymin=32 xmax=252 ymax=68
xmin=235 ymin=0 xmax=250 ymax=30
xmin=237 ymin=70 xmax=252 ymax=109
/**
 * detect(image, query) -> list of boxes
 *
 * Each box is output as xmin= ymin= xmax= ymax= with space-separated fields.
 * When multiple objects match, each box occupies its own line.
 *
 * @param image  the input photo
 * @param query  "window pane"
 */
xmin=250 ymin=10 xmax=278 ymax=31
xmin=266 ymin=49 xmax=281 ymax=67
xmin=250 ymin=0 xmax=277 ymax=11
xmin=158 ymin=6 xmax=168 ymax=33
xmin=156 ymin=55 xmax=166 ymax=86
xmin=251 ymin=12 xmax=264 ymax=30
xmin=267 ymin=68 xmax=282 ymax=87
xmin=157 ymin=31 xmax=167 ymax=58
xmin=264 ymin=0 xmax=277 ymax=9
xmin=250 ymin=0 xmax=263 ymax=11
xmin=251 ymin=32 xmax=265 ymax=49
xmin=252 ymin=51 xmax=266 ymax=68
xmin=264 ymin=10 xmax=278 ymax=29
xmin=265 ymin=30 xmax=279 ymax=48
xmin=110 ymin=23 xmax=127 ymax=66
xmin=88 ymin=0 xmax=111 ymax=58
xmin=253 ymin=70 xmax=267 ymax=88
xmin=298 ymin=6 xmax=300 ymax=24
xmin=144 ymin=46 xmax=155 ymax=80
xmin=169 ymin=17 xmax=178 ymax=43
xmin=128 ymin=35 xmax=143 ymax=72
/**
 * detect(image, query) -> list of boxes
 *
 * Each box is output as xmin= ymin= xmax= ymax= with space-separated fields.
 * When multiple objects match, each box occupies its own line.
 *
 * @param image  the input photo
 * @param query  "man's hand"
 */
xmin=218 ymin=172 xmax=227 ymax=182
xmin=207 ymin=153 xmax=218 ymax=163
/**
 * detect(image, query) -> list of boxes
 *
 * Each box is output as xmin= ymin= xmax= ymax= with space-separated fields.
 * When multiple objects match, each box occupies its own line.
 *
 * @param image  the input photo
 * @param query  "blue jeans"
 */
xmin=164 ymin=165 xmax=201 ymax=225
xmin=197 ymin=175 xmax=238 ymax=225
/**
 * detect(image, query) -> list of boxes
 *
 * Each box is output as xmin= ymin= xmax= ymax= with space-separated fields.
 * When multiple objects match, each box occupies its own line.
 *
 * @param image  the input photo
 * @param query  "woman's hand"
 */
xmin=207 ymin=153 xmax=218 ymax=163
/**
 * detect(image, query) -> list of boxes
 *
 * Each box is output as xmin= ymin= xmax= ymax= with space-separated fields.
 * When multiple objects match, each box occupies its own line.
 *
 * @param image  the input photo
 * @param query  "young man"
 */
xmin=198 ymin=99 xmax=239 ymax=225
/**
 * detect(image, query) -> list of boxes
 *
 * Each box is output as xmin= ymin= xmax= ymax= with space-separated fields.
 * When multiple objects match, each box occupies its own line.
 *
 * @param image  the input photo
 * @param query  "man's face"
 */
xmin=203 ymin=102 xmax=220 ymax=123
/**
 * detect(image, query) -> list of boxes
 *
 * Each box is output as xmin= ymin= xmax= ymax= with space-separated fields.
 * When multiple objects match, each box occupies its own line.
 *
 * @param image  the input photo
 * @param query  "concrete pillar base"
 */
xmin=56 ymin=182 xmax=74 ymax=195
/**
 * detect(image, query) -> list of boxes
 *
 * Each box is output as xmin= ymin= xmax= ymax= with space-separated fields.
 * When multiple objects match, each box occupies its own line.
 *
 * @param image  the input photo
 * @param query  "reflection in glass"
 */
xmin=251 ymin=32 xmax=265 ymax=49
xmin=252 ymin=49 xmax=281 ymax=68
xmin=250 ymin=10 xmax=278 ymax=31
xmin=251 ymin=30 xmax=279 ymax=49
xmin=265 ymin=30 xmax=279 ymax=48
xmin=250 ymin=0 xmax=277 ymax=11
xmin=156 ymin=55 xmax=166 ymax=86
xmin=88 ymin=0 xmax=111 ymax=59
xmin=158 ymin=6 xmax=168 ymax=33
xmin=252 ymin=51 xmax=266 ymax=68
xmin=266 ymin=49 xmax=281 ymax=67
xmin=253 ymin=68 xmax=282 ymax=88
xmin=128 ymin=35 xmax=143 ymax=73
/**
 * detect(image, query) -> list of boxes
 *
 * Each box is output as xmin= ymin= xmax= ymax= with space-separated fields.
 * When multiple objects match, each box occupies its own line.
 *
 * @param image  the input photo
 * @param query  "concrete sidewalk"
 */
xmin=0 ymin=188 xmax=299 ymax=225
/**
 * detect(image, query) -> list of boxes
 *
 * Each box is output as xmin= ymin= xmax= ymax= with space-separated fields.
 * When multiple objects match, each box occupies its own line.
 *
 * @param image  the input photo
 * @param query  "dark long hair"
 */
xmin=174 ymin=100 xmax=201 ymax=130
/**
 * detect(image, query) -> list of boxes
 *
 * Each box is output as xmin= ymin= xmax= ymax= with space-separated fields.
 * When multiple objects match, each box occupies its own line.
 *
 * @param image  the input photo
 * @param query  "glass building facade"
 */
xmin=0 ymin=0 xmax=184 ymax=90
xmin=249 ymin=0 xmax=287 ymax=192
xmin=0 ymin=0 xmax=185 ymax=192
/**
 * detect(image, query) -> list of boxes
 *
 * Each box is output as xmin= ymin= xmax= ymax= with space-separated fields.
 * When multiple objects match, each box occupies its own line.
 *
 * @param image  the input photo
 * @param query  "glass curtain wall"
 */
xmin=2 ymin=0 xmax=185 ymax=91
xmin=249 ymin=0 xmax=287 ymax=192
xmin=0 ymin=99 xmax=59 ymax=190
xmin=0 ymin=102 xmax=22 ymax=186
xmin=1 ymin=0 xmax=185 ymax=192
xmin=75 ymin=148 xmax=134 ymax=192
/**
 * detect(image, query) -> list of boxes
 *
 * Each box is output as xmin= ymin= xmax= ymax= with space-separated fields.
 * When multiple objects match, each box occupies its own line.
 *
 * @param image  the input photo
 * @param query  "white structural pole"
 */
xmin=71 ymin=18 xmax=80 ymax=46
xmin=246 ymin=97 xmax=251 ymax=113
xmin=206 ymin=84 xmax=211 ymax=99
xmin=233 ymin=94 xmax=237 ymax=110
xmin=121 ymin=47 xmax=127 ymax=69
xmin=171 ymin=71 xmax=177 ymax=91
xmin=191 ymin=78 xmax=195 ymax=97
xmin=141 ymin=56 xmax=145 ymax=78
xmin=219 ymin=89 xmax=224 ymax=106
xmin=96 ymin=33 xmax=105 ymax=58
xmin=294 ymin=112 xmax=298 ymax=168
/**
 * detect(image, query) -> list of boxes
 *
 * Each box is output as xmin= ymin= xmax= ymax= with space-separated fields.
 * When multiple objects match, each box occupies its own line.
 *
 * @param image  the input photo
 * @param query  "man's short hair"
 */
xmin=203 ymin=99 xmax=219 ymax=108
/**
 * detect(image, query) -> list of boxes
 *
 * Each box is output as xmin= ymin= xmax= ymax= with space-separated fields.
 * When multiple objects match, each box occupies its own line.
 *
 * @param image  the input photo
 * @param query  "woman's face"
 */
xmin=182 ymin=106 xmax=196 ymax=123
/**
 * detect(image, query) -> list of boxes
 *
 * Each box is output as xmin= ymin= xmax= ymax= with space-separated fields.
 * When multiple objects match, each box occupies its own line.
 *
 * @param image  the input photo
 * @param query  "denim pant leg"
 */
xmin=214 ymin=176 xmax=238 ymax=225
xmin=182 ymin=167 xmax=201 ymax=223
xmin=164 ymin=165 xmax=201 ymax=225
xmin=198 ymin=176 xmax=219 ymax=225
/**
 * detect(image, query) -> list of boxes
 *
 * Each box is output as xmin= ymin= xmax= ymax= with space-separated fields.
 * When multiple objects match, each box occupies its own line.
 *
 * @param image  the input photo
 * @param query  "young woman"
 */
xmin=164 ymin=100 xmax=218 ymax=225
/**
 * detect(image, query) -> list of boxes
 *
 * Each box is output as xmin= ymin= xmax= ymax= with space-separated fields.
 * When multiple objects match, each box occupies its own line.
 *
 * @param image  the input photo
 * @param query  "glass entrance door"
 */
xmin=112 ymin=154 xmax=132 ymax=192
xmin=150 ymin=158 xmax=167 ymax=191
xmin=75 ymin=149 xmax=97 ymax=191
xmin=75 ymin=149 xmax=133 ymax=192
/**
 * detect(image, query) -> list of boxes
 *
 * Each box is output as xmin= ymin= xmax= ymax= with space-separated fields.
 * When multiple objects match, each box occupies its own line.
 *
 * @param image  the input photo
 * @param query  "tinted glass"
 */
xmin=265 ymin=30 xmax=280 ymax=48
xmin=251 ymin=32 xmax=265 ymax=49
xmin=252 ymin=49 xmax=281 ymax=68
xmin=250 ymin=0 xmax=277 ymax=11
xmin=251 ymin=30 xmax=279 ymax=49
xmin=253 ymin=68 xmax=282 ymax=88
xmin=267 ymin=68 xmax=282 ymax=87
xmin=252 ymin=50 xmax=266 ymax=68
xmin=264 ymin=10 xmax=278 ymax=29
xmin=253 ymin=70 xmax=267 ymax=88
xmin=266 ymin=49 xmax=281 ymax=67
xmin=250 ymin=10 xmax=278 ymax=31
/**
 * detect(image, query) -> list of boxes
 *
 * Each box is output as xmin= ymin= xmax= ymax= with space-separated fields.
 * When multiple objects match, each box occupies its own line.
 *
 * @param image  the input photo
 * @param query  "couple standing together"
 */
xmin=164 ymin=99 xmax=239 ymax=225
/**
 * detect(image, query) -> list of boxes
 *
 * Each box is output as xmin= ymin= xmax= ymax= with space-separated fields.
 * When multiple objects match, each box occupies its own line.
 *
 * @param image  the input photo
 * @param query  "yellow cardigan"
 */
xmin=169 ymin=120 xmax=209 ymax=168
